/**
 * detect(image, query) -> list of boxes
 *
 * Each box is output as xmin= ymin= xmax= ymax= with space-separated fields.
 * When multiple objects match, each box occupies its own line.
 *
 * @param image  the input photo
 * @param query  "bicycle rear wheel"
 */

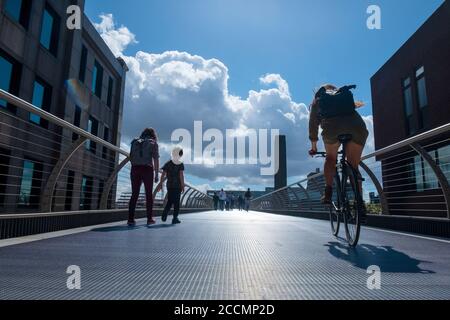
xmin=329 ymin=175 xmax=341 ymax=237
xmin=342 ymin=164 xmax=363 ymax=247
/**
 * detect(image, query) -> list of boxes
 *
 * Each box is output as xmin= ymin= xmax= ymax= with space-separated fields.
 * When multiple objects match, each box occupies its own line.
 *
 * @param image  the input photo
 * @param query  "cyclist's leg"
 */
xmin=324 ymin=143 xmax=340 ymax=186
xmin=345 ymin=141 xmax=364 ymax=189
xmin=322 ymin=143 xmax=340 ymax=203
xmin=345 ymin=141 xmax=366 ymax=217
xmin=345 ymin=141 xmax=364 ymax=170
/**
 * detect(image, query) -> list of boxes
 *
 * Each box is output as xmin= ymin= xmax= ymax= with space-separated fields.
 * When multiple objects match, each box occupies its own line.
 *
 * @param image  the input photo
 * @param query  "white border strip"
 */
xmin=0 ymin=219 xmax=145 ymax=248
xmin=364 ymin=226 xmax=450 ymax=244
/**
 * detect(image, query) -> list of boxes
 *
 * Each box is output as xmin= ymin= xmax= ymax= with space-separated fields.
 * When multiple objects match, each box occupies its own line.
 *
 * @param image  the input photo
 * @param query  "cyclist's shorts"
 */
xmin=321 ymin=112 xmax=369 ymax=147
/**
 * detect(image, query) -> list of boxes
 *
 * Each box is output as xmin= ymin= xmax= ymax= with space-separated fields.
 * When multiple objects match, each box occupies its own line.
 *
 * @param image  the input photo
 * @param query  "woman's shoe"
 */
xmin=146 ymin=218 xmax=156 ymax=227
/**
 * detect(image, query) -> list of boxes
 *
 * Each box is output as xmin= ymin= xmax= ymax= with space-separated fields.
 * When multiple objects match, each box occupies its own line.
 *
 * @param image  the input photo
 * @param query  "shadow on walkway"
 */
xmin=325 ymin=241 xmax=434 ymax=274
xmin=92 ymin=224 xmax=176 ymax=232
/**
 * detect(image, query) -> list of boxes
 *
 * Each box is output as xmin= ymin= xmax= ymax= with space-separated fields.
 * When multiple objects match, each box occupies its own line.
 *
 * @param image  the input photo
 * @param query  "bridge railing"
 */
xmin=252 ymin=123 xmax=450 ymax=219
xmin=0 ymin=89 xmax=213 ymax=217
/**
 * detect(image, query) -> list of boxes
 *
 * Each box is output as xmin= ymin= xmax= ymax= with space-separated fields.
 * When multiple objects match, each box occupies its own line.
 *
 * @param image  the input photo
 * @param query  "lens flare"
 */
xmin=65 ymin=79 xmax=87 ymax=109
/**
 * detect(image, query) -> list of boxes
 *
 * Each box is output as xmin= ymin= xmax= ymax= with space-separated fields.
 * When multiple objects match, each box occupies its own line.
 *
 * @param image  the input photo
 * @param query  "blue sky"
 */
xmin=85 ymin=0 xmax=444 ymax=193
xmin=86 ymin=0 xmax=443 ymax=117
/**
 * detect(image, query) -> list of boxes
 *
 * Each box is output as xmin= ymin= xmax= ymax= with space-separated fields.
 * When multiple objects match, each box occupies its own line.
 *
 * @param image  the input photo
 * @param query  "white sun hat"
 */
xmin=171 ymin=146 xmax=184 ymax=165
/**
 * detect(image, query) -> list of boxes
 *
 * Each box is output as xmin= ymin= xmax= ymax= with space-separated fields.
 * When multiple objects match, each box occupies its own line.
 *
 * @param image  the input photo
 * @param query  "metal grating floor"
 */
xmin=1 ymin=211 xmax=449 ymax=300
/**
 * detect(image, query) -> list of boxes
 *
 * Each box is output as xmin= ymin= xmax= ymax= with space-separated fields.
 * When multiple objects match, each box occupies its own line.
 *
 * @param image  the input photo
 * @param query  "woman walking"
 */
xmin=128 ymin=128 xmax=160 ymax=227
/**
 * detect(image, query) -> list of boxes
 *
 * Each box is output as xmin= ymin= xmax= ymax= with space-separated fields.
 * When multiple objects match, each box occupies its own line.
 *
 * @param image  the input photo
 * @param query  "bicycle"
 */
xmin=312 ymin=134 xmax=365 ymax=247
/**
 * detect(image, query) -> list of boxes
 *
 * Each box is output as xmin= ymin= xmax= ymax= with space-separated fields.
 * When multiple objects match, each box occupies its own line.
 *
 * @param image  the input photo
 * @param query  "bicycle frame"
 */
xmin=333 ymin=145 xmax=349 ymax=213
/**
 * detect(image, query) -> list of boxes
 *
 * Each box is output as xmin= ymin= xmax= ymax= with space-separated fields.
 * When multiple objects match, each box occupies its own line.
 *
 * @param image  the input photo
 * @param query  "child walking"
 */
xmin=155 ymin=147 xmax=185 ymax=224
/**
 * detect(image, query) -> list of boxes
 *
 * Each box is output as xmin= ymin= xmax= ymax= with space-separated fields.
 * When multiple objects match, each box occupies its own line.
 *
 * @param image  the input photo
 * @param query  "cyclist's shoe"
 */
xmin=357 ymin=172 xmax=366 ymax=182
xmin=321 ymin=186 xmax=333 ymax=204
xmin=172 ymin=218 xmax=181 ymax=225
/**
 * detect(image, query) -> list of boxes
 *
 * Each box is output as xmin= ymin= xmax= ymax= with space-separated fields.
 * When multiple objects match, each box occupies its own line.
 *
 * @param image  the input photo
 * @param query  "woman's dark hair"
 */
xmin=140 ymin=128 xmax=158 ymax=141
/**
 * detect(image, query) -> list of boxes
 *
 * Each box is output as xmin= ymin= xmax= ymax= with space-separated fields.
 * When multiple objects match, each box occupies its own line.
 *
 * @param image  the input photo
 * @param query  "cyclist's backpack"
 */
xmin=130 ymin=138 xmax=156 ymax=166
xmin=316 ymin=85 xmax=357 ymax=119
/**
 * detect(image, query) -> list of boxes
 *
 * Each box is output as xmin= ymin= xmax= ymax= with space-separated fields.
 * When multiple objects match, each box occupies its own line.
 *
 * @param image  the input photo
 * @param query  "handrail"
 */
xmin=0 ymin=89 xmax=129 ymax=157
xmin=252 ymin=122 xmax=450 ymax=204
xmin=361 ymin=123 xmax=450 ymax=160
xmin=0 ymin=89 xmax=212 ymax=212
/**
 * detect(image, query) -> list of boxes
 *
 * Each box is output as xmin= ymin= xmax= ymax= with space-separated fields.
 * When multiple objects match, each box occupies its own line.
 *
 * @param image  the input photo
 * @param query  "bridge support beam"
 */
xmin=180 ymin=187 xmax=193 ymax=207
xmin=100 ymin=157 xmax=130 ymax=210
xmin=40 ymin=137 xmax=87 ymax=212
xmin=359 ymin=161 xmax=390 ymax=215
xmin=187 ymin=191 xmax=201 ymax=208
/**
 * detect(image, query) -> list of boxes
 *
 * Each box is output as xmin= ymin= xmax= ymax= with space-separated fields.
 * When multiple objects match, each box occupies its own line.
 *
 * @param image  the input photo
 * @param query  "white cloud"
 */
xmin=96 ymin=14 xmax=375 ymax=190
xmin=94 ymin=14 xmax=137 ymax=57
xmin=362 ymin=115 xmax=375 ymax=154
xmin=260 ymin=73 xmax=290 ymax=97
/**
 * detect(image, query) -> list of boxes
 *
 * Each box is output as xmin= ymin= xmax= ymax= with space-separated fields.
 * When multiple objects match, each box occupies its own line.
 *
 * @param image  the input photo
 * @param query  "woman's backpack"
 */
xmin=130 ymin=138 xmax=156 ymax=166
xmin=316 ymin=85 xmax=357 ymax=119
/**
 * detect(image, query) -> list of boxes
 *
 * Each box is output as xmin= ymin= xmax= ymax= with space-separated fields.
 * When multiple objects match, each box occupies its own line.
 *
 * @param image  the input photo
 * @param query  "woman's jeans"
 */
xmin=129 ymin=165 xmax=154 ymax=222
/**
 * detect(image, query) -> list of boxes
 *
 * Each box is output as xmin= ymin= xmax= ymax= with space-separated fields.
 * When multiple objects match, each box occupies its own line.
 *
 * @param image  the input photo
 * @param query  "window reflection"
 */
xmin=0 ymin=55 xmax=13 ymax=108
xmin=19 ymin=160 xmax=34 ymax=206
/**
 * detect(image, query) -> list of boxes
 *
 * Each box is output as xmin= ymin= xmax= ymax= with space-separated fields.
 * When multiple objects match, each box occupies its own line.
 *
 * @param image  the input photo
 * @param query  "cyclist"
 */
xmin=308 ymin=84 xmax=369 ymax=204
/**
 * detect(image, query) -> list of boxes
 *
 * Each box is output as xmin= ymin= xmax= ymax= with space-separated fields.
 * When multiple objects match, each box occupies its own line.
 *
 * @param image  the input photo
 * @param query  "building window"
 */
xmin=102 ymin=126 xmax=110 ymax=159
xmin=414 ymin=152 xmax=439 ymax=192
xmin=0 ymin=50 xmax=22 ymax=113
xmin=106 ymin=77 xmax=114 ymax=107
xmin=92 ymin=60 xmax=103 ymax=99
xmin=415 ymin=66 xmax=429 ymax=129
xmin=72 ymin=105 xmax=82 ymax=141
xmin=402 ymin=77 xmax=415 ymax=136
xmin=80 ymin=176 xmax=93 ymax=211
xmin=64 ymin=170 xmax=75 ymax=211
xmin=79 ymin=45 xmax=88 ymax=83
xmin=437 ymin=145 xmax=450 ymax=183
xmin=0 ymin=55 xmax=13 ymax=109
xmin=86 ymin=116 xmax=99 ymax=153
xmin=414 ymin=146 xmax=450 ymax=191
xmin=30 ymin=78 xmax=52 ymax=127
xmin=18 ymin=159 xmax=43 ymax=208
xmin=4 ymin=0 xmax=31 ymax=28
xmin=40 ymin=4 xmax=60 ymax=56
xmin=0 ymin=148 xmax=11 ymax=206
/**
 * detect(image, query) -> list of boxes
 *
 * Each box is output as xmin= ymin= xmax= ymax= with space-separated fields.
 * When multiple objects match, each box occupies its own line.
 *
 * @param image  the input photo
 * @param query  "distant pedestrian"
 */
xmin=225 ymin=194 xmax=231 ymax=211
xmin=219 ymin=189 xmax=227 ymax=211
xmin=238 ymin=195 xmax=244 ymax=211
xmin=230 ymin=194 xmax=235 ymax=210
xmin=128 ymin=128 xmax=159 ymax=227
xmin=155 ymin=147 xmax=185 ymax=225
xmin=244 ymin=188 xmax=252 ymax=212
xmin=213 ymin=192 xmax=219 ymax=211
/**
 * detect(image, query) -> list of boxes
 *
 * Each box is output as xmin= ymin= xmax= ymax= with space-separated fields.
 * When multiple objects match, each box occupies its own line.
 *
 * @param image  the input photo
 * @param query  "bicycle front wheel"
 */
xmin=342 ymin=165 xmax=363 ymax=247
